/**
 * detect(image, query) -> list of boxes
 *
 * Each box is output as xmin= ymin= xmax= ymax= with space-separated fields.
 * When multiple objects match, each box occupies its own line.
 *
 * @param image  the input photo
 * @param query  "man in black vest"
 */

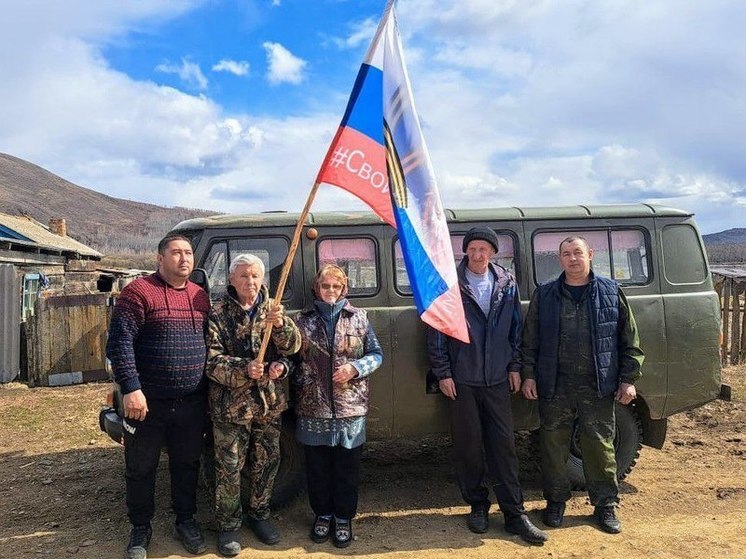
xmin=521 ymin=236 xmax=643 ymax=534
xmin=428 ymin=227 xmax=547 ymax=545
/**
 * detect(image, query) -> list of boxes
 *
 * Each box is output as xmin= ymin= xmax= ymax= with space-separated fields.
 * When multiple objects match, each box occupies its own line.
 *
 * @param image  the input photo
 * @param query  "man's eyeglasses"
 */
xmin=320 ymin=282 xmax=344 ymax=291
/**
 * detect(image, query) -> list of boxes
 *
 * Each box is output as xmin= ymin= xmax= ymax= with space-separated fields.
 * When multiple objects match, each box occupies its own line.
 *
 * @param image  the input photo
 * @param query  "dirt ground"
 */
xmin=1 ymin=368 xmax=744 ymax=559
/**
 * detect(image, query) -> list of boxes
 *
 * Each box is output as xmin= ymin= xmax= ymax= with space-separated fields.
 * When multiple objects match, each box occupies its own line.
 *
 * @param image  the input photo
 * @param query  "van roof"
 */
xmin=172 ymin=203 xmax=692 ymax=231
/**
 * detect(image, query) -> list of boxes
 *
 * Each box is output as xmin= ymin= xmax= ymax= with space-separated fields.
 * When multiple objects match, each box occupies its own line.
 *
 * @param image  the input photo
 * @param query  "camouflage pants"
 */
xmin=212 ymin=417 xmax=281 ymax=531
xmin=538 ymin=380 xmax=618 ymax=507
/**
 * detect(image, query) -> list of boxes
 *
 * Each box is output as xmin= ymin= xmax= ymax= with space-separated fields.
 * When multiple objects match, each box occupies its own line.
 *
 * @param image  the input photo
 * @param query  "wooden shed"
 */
xmin=0 ymin=212 xmax=109 ymax=385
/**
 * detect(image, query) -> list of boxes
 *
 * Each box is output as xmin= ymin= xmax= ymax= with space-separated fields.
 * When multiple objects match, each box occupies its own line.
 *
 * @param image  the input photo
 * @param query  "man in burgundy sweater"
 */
xmin=107 ymin=234 xmax=211 ymax=559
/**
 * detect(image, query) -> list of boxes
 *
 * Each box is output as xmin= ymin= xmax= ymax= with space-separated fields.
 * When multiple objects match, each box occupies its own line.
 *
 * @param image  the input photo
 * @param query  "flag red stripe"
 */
xmin=316 ymin=126 xmax=395 ymax=226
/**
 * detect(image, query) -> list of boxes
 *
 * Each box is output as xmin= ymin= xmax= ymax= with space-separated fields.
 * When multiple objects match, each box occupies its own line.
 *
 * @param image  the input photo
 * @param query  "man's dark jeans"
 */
xmin=449 ymin=382 xmax=526 ymax=520
xmin=123 ymin=390 xmax=207 ymax=526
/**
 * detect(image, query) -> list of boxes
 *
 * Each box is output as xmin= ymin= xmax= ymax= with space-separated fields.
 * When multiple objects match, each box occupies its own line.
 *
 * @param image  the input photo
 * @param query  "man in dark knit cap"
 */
xmin=427 ymin=226 xmax=547 ymax=545
xmin=107 ymin=234 xmax=211 ymax=559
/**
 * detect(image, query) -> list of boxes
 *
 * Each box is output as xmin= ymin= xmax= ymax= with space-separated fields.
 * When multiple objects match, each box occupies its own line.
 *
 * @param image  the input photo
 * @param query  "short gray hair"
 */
xmin=229 ymin=253 xmax=266 ymax=277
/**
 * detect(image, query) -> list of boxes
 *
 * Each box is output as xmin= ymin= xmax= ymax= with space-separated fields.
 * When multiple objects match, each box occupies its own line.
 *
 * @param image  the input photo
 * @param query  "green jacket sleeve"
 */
xmin=205 ymin=310 xmax=252 ymax=388
xmin=618 ymin=289 xmax=644 ymax=384
xmin=269 ymin=313 xmax=302 ymax=357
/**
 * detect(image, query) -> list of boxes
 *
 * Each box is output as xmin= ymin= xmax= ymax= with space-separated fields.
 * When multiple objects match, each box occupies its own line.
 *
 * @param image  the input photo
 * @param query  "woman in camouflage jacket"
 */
xmin=205 ymin=253 xmax=301 ymax=556
xmin=292 ymin=264 xmax=383 ymax=549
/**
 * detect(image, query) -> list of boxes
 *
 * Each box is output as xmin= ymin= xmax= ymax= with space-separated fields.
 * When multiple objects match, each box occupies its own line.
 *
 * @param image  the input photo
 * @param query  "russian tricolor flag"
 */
xmin=316 ymin=1 xmax=469 ymax=343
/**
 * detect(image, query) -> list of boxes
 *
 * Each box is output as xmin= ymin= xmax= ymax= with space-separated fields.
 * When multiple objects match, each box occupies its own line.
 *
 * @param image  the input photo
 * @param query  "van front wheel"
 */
xmin=567 ymin=403 xmax=643 ymax=490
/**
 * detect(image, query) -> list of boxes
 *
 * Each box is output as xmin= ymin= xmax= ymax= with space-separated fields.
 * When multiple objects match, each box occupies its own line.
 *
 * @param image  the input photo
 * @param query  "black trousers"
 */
xmin=449 ymin=382 xmax=526 ymax=520
xmin=123 ymin=391 xmax=207 ymax=526
xmin=304 ymin=444 xmax=363 ymax=520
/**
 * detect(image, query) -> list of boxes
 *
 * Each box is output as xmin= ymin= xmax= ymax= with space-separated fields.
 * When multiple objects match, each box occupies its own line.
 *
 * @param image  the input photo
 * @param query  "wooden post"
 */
xmin=731 ymin=281 xmax=741 ymax=365
xmin=737 ymin=284 xmax=746 ymax=363
xmin=721 ymin=279 xmax=731 ymax=364
xmin=256 ymin=181 xmax=323 ymax=363
xmin=26 ymin=311 xmax=37 ymax=386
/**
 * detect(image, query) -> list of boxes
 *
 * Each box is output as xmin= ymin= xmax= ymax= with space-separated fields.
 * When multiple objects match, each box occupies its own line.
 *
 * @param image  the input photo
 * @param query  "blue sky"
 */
xmin=0 ymin=0 xmax=745 ymax=233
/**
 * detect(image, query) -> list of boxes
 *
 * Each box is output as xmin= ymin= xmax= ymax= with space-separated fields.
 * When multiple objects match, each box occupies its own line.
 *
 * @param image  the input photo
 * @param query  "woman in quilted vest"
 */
xmin=292 ymin=264 xmax=383 ymax=548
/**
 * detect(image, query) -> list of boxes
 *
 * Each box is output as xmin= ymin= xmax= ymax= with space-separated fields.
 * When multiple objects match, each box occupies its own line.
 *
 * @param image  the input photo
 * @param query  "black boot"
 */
xmin=542 ymin=501 xmax=566 ymax=528
xmin=505 ymin=514 xmax=549 ymax=545
xmin=467 ymin=506 xmax=489 ymax=534
xmin=246 ymin=517 xmax=280 ymax=545
xmin=174 ymin=518 xmax=207 ymax=554
xmin=217 ymin=530 xmax=241 ymax=557
xmin=594 ymin=505 xmax=622 ymax=534
xmin=125 ymin=524 xmax=152 ymax=559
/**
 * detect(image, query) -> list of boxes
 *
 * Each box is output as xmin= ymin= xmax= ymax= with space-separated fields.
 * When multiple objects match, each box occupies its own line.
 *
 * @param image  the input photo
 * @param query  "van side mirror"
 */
xmin=190 ymin=268 xmax=210 ymax=296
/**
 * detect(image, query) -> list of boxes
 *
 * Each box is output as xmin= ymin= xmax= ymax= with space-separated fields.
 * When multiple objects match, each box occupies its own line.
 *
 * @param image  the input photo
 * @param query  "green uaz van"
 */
xmin=100 ymin=203 xmax=721 ymax=504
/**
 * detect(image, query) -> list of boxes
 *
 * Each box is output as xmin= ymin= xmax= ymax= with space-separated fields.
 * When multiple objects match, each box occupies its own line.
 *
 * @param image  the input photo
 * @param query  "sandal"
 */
xmin=333 ymin=518 xmax=353 ymax=549
xmin=310 ymin=515 xmax=331 ymax=544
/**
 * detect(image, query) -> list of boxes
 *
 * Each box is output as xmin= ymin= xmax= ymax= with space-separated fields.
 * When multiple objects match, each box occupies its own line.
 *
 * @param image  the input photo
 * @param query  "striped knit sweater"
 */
xmin=106 ymin=272 xmax=211 ymax=399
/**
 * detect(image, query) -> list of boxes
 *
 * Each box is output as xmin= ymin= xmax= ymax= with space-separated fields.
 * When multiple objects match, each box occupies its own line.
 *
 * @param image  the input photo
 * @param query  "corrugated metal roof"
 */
xmin=0 ymin=212 xmax=101 ymax=258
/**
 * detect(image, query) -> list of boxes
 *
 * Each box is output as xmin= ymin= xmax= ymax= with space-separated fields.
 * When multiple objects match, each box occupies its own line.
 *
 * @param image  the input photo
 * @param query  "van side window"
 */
xmin=394 ymin=233 xmax=516 ymax=294
xmin=202 ymin=238 xmax=292 ymax=302
xmin=611 ymin=230 xmax=649 ymax=282
xmin=452 ymin=234 xmax=516 ymax=274
xmin=203 ymin=241 xmax=227 ymax=301
xmin=661 ymin=224 xmax=707 ymax=284
xmin=318 ymin=238 xmax=378 ymax=296
xmin=533 ymin=229 xmax=649 ymax=285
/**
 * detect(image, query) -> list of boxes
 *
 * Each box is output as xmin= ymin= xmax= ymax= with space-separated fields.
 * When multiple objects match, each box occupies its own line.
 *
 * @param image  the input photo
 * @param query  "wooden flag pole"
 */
xmin=256 ymin=181 xmax=322 ymax=363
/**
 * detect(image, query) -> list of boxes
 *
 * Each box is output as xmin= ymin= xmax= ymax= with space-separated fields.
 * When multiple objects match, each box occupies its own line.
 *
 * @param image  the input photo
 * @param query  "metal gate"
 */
xmin=0 ymin=264 xmax=20 ymax=383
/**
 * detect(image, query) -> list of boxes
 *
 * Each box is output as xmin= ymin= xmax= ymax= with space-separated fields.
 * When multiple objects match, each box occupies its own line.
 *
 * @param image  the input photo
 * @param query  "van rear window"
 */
xmin=318 ymin=237 xmax=378 ymax=297
xmin=661 ymin=224 xmax=707 ymax=284
xmin=533 ymin=229 xmax=649 ymax=285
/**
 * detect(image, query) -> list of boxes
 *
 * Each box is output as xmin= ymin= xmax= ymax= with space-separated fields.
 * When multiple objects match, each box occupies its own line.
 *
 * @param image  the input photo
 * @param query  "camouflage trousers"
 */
xmin=212 ymin=416 xmax=281 ymax=531
xmin=538 ymin=379 xmax=618 ymax=507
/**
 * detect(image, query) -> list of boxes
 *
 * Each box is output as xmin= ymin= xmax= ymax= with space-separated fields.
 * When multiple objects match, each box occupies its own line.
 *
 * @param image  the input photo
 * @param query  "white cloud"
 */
xmin=212 ymin=59 xmax=250 ymax=77
xmin=0 ymin=0 xmax=744 ymax=236
xmin=388 ymin=0 xmax=746 ymax=232
xmin=0 ymin=1 xmax=201 ymax=44
xmin=155 ymin=58 xmax=208 ymax=90
xmin=262 ymin=41 xmax=307 ymax=85
xmin=271 ymin=0 xmax=281 ymax=6
xmin=0 ymin=33 xmax=261 ymax=205
xmin=332 ymin=17 xmax=378 ymax=49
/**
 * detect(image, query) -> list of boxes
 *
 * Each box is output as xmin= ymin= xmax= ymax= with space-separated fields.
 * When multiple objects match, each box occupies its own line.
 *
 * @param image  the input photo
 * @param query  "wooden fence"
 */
xmin=713 ymin=268 xmax=746 ymax=366
xmin=26 ymin=293 xmax=112 ymax=386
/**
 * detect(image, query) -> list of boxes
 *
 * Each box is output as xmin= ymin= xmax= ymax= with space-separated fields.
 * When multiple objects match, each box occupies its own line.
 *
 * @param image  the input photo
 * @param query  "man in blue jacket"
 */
xmin=521 ymin=236 xmax=643 ymax=534
xmin=427 ymin=226 xmax=547 ymax=545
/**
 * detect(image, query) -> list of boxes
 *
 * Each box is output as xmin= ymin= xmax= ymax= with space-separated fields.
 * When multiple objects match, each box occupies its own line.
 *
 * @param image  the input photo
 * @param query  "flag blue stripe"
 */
xmin=395 ymin=208 xmax=449 ymax=312
xmin=340 ymin=63 xmax=384 ymax=144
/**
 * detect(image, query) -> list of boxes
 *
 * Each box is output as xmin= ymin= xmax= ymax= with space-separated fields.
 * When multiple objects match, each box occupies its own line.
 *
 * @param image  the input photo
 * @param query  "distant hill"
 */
xmin=2 ymin=151 xmax=742 ymax=267
xmin=703 ymin=228 xmax=746 ymax=264
xmin=703 ymin=228 xmax=746 ymax=245
xmin=0 ymin=153 xmax=218 ymax=268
